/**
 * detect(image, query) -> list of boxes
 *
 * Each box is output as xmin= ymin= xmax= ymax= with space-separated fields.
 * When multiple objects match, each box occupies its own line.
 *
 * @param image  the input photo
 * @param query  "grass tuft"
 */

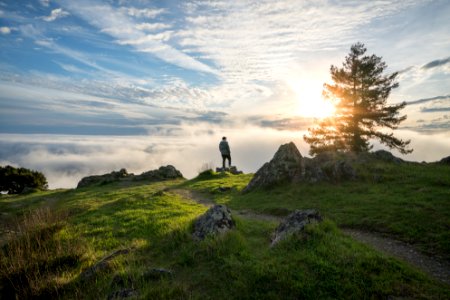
xmin=0 ymin=207 xmax=85 ymax=298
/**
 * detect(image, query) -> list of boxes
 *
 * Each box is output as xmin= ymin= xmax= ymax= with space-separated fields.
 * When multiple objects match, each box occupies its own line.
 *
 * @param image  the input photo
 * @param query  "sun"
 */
xmin=287 ymin=79 xmax=335 ymax=118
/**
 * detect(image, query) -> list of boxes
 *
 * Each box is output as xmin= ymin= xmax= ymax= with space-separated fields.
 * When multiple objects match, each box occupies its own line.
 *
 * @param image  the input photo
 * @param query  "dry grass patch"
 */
xmin=0 ymin=207 xmax=85 ymax=298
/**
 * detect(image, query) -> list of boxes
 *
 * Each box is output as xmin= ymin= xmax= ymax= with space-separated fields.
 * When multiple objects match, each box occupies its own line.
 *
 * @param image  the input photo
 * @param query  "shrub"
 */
xmin=0 ymin=165 xmax=48 ymax=194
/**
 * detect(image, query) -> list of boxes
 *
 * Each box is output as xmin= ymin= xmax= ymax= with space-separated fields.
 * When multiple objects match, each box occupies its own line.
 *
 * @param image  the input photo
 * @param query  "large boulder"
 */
xmin=243 ymin=142 xmax=304 ymax=192
xmin=192 ymin=205 xmax=235 ymax=240
xmin=271 ymin=209 xmax=322 ymax=246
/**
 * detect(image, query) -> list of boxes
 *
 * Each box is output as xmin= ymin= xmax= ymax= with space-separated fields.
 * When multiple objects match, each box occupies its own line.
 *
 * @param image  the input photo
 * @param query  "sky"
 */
xmin=0 ymin=0 xmax=449 ymax=188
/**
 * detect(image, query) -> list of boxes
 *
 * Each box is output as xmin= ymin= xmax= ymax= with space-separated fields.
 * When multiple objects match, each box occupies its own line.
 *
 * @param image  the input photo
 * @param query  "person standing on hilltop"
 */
xmin=219 ymin=136 xmax=231 ymax=169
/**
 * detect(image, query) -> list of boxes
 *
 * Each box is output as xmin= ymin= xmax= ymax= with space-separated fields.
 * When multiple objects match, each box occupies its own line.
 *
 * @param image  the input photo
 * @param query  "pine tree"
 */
xmin=304 ymin=43 xmax=412 ymax=155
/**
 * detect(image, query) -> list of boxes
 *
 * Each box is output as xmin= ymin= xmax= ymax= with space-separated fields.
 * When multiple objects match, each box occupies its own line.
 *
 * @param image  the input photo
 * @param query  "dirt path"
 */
xmin=170 ymin=189 xmax=282 ymax=223
xmin=342 ymin=229 xmax=450 ymax=285
xmin=170 ymin=188 xmax=450 ymax=285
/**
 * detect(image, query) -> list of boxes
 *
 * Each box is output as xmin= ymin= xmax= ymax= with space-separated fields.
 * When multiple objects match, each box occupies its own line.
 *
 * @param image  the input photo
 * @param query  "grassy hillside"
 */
xmin=0 ymin=162 xmax=449 ymax=299
xmin=183 ymin=162 xmax=450 ymax=259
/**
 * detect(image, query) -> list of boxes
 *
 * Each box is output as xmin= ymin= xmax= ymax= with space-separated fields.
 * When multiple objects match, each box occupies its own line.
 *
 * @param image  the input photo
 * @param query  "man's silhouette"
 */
xmin=219 ymin=136 xmax=231 ymax=169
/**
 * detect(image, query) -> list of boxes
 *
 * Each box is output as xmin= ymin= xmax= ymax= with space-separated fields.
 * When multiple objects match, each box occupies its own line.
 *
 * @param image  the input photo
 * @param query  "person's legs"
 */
xmin=227 ymin=155 xmax=231 ymax=167
xmin=222 ymin=155 xmax=226 ymax=169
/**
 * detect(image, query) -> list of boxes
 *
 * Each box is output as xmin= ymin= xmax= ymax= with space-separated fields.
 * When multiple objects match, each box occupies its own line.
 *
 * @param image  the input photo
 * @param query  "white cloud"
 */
xmin=178 ymin=0 xmax=423 ymax=85
xmin=118 ymin=31 xmax=173 ymax=44
xmin=124 ymin=7 xmax=165 ymax=19
xmin=43 ymin=8 xmax=70 ymax=22
xmin=20 ymin=24 xmax=145 ymax=81
xmin=55 ymin=62 xmax=88 ymax=74
xmin=0 ymin=26 xmax=10 ymax=34
xmin=59 ymin=0 xmax=217 ymax=75
xmin=135 ymin=22 xmax=171 ymax=32
xmin=39 ymin=0 xmax=50 ymax=7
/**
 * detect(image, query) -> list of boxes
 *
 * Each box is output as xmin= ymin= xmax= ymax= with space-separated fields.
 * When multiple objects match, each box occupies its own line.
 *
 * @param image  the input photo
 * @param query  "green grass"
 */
xmin=182 ymin=164 xmax=450 ymax=258
xmin=0 ymin=164 xmax=449 ymax=298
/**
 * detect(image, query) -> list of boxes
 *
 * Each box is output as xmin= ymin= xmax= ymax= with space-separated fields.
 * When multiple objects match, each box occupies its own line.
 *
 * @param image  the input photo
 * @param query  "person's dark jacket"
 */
xmin=219 ymin=140 xmax=230 ymax=155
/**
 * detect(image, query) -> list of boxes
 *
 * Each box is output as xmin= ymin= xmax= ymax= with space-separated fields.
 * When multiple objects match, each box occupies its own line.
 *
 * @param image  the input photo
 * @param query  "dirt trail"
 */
xmin=170 ymin=189 xmax=282 ymax=223
xmin=170 ymin=188 xmax=450 ymax=285
xmin=342 ymin=229 xmax=450 ymax=285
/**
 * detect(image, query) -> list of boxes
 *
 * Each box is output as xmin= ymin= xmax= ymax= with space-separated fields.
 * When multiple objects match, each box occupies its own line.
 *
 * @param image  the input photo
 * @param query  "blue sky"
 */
xmin=0 ymin=0 xmax=449 ymax=187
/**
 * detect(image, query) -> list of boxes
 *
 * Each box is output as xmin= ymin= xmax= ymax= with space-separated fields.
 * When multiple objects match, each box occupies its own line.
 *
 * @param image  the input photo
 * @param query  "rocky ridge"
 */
xmin=243 ymin=142 xmax=411 ymax=192
xmin=77 ymin=165 xmax=183 ymax=188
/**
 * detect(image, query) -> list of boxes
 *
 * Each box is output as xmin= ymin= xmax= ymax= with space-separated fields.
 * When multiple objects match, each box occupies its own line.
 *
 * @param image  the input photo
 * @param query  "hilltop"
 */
xmin=0 ymin=146 xmax=449 ymax=299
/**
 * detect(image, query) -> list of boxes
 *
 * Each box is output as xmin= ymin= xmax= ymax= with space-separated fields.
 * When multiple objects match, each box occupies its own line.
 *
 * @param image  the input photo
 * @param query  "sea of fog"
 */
xmin=1 ymin=128 xmax=449 ymax=189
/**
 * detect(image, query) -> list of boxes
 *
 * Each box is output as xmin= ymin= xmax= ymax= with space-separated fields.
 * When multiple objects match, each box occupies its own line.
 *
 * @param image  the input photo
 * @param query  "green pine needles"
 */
xmin=304 ymin=43 xmax=413 ymax=155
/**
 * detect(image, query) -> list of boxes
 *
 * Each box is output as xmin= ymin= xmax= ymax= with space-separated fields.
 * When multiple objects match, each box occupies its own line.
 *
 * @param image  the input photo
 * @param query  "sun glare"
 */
xmin=288 ymin=79 xmax=335 ymax=119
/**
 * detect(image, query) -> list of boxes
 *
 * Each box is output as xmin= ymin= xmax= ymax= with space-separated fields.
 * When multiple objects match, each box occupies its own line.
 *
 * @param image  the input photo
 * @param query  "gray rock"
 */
xmin=134 ymin=165 xmax=183 ymax=181
xmin=372 ymin=150 xmax=404 ymax=164
xmin=323 ymin=160 xmax=356 ymax=181
xmin=193 ymin=205 xmax=235 ymax=240
xmin=243 ymin=142 xmax=304 ymax=192
xmin=77 ymin=166 xmax=183 ymax=188
xmin=216 ymin=166 xmax=244 ymax=174
xmin=271 ymin=209 xmax=322 ymax=246
xmin=243 ymin=143 xmax=361 ymax=192
xmin=77 ymin=168 xmax=129 ymax=188
xmin=439 ymin=156 xmax=450 ymax=165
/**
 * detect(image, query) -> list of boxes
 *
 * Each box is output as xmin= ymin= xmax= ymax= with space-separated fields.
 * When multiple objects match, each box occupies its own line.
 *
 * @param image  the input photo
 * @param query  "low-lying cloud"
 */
xmin=0 ymin=128 xmax=303 ymax=189
xmin=1 ymin=127 xmax=450 ymax=189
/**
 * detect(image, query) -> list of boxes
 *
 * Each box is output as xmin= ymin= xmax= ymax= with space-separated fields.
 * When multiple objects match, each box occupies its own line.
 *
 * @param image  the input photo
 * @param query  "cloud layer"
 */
xmin=1 ymin=127 xmax=450 ymax=189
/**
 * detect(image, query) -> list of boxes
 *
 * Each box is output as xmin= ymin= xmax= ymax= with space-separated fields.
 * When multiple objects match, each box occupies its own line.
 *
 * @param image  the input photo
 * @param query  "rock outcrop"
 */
xmin=439 ymin=156 xmax=450 ymax=165
xmin=215 ymin=166 xmax=243 ymax=174
xmin=77 ymin=165 xmax=183 ymax=188
xmin=77 ymin=168 xmax=129 ymax=188
xmin=372 ymin=150 xmax=404 ymax=164
xmin=192 ymin=205 xmax=235 ymax=240
xmin=243 ymin=142 xmax=304 ymax=192
xmin=244 ymin=142 xmax=410 ymax=192
xmin=271 ymin=209 xmax=322 ymax=246
xmin=133 ymin=165 xmax=183 ymax=181
xmin=303 ymin=153 xmax=357 ymax=183
xmin=243 ymin=142 xmax=358 ymax=192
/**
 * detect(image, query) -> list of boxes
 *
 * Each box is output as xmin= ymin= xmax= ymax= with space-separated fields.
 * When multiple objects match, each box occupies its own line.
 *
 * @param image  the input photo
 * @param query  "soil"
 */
xmin=170 ymin=188 xmax=450 ymax=286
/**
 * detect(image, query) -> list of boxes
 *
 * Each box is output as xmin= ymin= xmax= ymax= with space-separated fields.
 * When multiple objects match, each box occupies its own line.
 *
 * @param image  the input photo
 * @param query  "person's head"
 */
xmin=222 ymin=136 xmax=227 ymax=141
